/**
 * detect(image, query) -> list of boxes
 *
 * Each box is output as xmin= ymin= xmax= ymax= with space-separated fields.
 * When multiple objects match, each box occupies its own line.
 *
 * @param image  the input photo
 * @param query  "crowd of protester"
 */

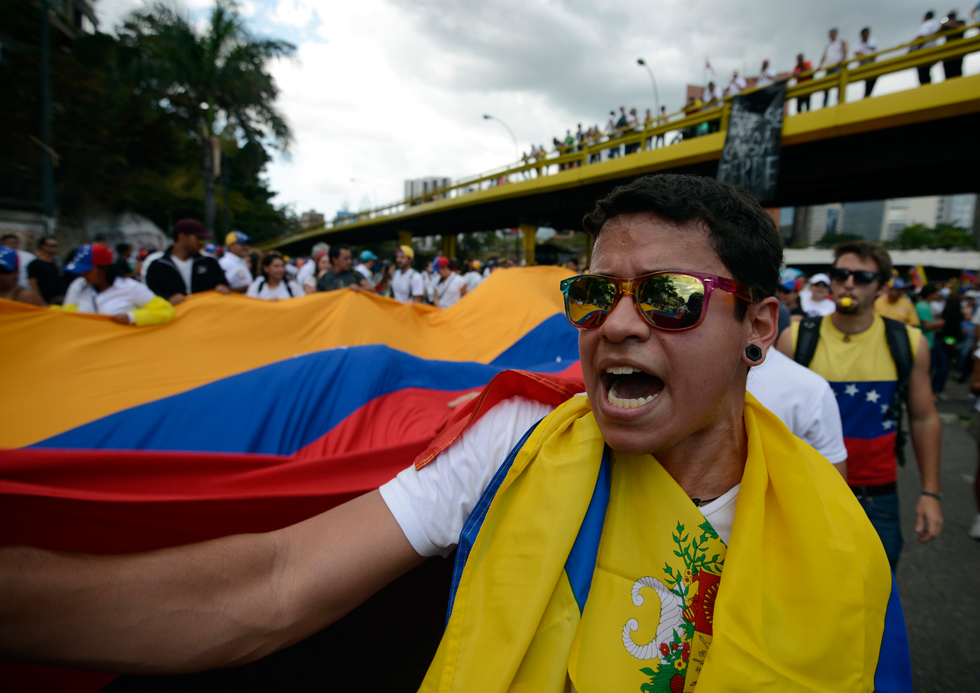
xmin=776 ymin=264 xmax=980 ymax=403
xmin=519 ymin=9 xmax=973 ymax=171
xmin=0 ymin=220 xmax=552 ymax=323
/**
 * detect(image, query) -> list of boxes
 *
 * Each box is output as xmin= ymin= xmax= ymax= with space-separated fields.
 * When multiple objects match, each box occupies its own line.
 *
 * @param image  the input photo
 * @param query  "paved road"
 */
xmin=897 ymin=377 xmax=980 ymax=693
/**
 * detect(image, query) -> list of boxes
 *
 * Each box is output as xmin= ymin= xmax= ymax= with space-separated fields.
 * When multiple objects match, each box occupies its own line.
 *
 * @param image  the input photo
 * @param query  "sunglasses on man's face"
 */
xmin=828 ymin=268 xmax=881 ymax=285
xmin=560 ymin=271 xmax=762 ymax=332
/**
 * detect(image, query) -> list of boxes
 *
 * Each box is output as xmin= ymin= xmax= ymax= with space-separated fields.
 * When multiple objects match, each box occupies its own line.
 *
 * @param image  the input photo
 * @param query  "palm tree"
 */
xmin=118 ymin=0 xmax=295 ymax=235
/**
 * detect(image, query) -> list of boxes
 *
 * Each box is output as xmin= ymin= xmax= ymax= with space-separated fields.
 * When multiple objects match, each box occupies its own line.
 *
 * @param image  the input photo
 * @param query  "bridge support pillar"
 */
xmin=398 ymin=231 xmax=413 ymax=247
xmin=441 ymin=234 xmax=457 ymax=259
xmin=519 ymin=224 xmax=537 ymax=265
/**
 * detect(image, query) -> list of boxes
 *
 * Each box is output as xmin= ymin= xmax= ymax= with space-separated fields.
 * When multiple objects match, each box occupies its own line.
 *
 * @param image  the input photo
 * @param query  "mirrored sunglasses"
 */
xmin=560 ymin=271 xmax=762 ymax=331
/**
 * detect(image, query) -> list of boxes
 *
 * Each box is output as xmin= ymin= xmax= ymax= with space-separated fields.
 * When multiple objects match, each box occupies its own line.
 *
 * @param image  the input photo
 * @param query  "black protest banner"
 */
xmin=716 ymin=81 xmax=786 ymax=202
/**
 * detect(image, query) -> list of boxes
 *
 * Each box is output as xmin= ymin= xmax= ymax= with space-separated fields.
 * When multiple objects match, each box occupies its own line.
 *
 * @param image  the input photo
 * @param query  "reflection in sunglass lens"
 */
xmin=637 ymin=274 xmax=706 ymax=329
xmin=565 ymin=276 xmax=616 ymax=328
xmin=829 ymin=268 xmax=879 ymax=284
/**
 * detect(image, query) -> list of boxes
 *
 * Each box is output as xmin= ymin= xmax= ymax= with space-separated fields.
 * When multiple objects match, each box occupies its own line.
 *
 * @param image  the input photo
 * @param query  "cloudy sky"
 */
xmin=94 ymin=0 xmax=977 ymax=218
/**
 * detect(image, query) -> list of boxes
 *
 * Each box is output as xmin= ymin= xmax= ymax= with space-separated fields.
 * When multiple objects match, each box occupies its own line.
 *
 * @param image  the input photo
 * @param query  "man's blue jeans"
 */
xmin=854 ymin=490 xmax=903 ymax=570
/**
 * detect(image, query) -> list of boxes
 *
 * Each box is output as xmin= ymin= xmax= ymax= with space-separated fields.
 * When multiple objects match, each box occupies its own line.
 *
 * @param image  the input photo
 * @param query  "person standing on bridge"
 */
xmin=912 ymin=11 xmax=941 ymax=84
xmin=818 ymin=28 xmax=848 ymax=107
xmin=791 ymin=54 xmax=814 ymax=112
xmin=725 ymin=71 xmax=746 ymax=97
xmin=756 ymin=58 xmax=777 ymax=87
xmin=854 ymin=27 xmax=879 ymax=98
xmin=940 ymin=11 xmax=967 ymax=79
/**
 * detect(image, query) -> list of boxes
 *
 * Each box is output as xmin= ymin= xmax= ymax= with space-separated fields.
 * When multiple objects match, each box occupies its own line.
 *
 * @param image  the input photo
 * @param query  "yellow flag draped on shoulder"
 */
xmin=421 ymin=393 xmax=900 ymax=693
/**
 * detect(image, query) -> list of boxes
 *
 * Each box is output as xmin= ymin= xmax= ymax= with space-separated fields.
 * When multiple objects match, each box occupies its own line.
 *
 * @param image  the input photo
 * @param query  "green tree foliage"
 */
xmin=814 ymin=232 xmax=864 ymax=248
xmin=0 ymin=0 xmax=295 ymax=243
xmin=118 ymin=0 xmax=295 ymax=236
xmin=887 ymin=223 xmax=975 ymax=250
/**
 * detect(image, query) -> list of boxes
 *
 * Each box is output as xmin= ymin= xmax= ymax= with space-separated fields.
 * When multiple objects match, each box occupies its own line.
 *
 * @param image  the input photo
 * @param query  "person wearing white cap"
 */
xmin=296 ymin=242 xmax=329 ymax=289
xmin=800 ymin=272 xmax=836 ymax=317
xmin=391 ymin=245 xmax=424 ymax=304
xmin=219 ymin=231 xmax=254 ymax=293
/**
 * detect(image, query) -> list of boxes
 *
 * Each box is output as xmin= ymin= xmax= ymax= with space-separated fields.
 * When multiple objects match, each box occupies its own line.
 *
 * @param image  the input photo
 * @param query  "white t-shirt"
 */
xmin=140 ymin=251 xmax=164 ymax=282
xmin=463 ymin=271 xmax=483 ymax=293
xmin=379 ymin=396 xmax=742 ymax=558
xmin=799 ymin=289 xmax=836 ymax=317
xmin=16 ymin=250 xmax=36 ymax=289
xmin=917 ymin=18 xmax=940 ymax=48
xmin=296 ymin=260 xmax=317 ymax=288
xmin=245 ymin=276 xmax=302 ymax=300
xmin=435 ymin=273 xmax=467 ymax=309
xmin=854 ymin=37 xmax=878 ymax=64
xmin=354 ymin=263 xmax=373 ymax=282
xmin=823 ymin=39 xmax=846 ymax=67
xmin=702 ymin=85 xmax=723 ymax=104
xmin=63 ymin=275 xmax=157 ymax=323
xmin=757 ymin=67 xmax=777 ymax=87
xmin=746 ymin=348 xmax=848 ymax=463
xmin=171 ymin=255 xmax=194 ymax=294
xmin=391 ymin=267 xmax=424 ymax=303
xmin=726 ymin=76 xmax=747 ymax=95
xmin=219 ymin=253 xmax=253 ymax=290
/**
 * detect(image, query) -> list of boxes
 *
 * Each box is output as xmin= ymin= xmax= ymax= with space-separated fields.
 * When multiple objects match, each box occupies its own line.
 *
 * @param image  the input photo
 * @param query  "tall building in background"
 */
xmin=936 ymin=194 xmax=977 ymax=229
xmin=404 ymin=177 xmax=451 ymax=202
xmin=299 ymin=210 xmax=324 ymax=229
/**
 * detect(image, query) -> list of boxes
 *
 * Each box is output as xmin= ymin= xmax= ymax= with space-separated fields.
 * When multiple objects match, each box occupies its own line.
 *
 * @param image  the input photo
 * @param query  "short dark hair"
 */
xmin=832 ymin=240 xmax=892 ymax=279
xmin=116 ymin=243 xmax=132 ymax=255
xmin=329 ymin=244 xmax=349 ymax=261
xmin=1 ymin=233 xmax=17 ymax=242
xmin=39 ymin=236 xmax=58 ymax=249
xmin=582 ymin=174 xmax=783 ymax=320
xmin=925 ymin=11 xmax=934 ymax=19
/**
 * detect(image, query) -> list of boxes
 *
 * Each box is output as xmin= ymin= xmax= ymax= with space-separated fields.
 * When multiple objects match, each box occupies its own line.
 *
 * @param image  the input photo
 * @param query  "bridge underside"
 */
xmin=278 ymin=110 xmax=979 ymax=254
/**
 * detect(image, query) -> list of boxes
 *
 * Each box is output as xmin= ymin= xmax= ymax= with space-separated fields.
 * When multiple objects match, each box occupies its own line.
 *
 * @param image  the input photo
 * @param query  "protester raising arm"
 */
xmin=0 ymin=490 xmax=423 ymax=674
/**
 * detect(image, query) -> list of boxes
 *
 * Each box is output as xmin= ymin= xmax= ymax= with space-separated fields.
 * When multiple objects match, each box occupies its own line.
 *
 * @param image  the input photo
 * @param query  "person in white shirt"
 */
xmin=799 ymin=272 xmax=837 ymax=317
xmin=463 ymin=261 xmax=483 ymax=293
xmin=913 ymin=11 xmax=941 ymax=84
xmin=725 ymin=71 xmax=747 ymax=96
xmin=60 ymin=243 xmax=174 ymax=326
xmin=302 ymin=250 xmax=332 ymax=295
xmin=1 ymin=233 xmax=37 ymax=290
xmin=354 ymin=250 xmax=378 ymax=284
xmin=701 ymin=81 xmax=723 ymax=106
xmin=853 ymin=27 xmax=879 ymax=98
xmin=818 ymin=28 xmax=847 ymax=107
xmin=296 ymin=242 xmax=329 ymax=289
xmin=246 ymin=252 xmax=302 ymax=301
xmin=390 ymin=245 xmax=425 ymax=304
xmin=433 ymin=257 xmax=467 ymax=309
xmin=756 ymin=58 xmax=777 ymax=87
xmin=218 ymin=231 xmax=254 ymax=293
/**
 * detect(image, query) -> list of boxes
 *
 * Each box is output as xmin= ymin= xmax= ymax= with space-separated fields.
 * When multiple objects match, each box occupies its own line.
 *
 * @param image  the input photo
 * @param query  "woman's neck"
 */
xmin=266 ymin=276 xmax=281 ymax=288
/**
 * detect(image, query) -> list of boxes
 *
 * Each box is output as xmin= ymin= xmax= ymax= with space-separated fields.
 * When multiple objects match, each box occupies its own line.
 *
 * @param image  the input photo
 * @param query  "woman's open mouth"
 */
xmin=601 ymin=366 xmax=664 ymax=409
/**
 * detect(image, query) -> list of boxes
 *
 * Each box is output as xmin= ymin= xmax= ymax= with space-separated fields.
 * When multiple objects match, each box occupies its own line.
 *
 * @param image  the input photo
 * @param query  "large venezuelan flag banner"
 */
xmin=0 ymin=266 xmax=583 ymax=691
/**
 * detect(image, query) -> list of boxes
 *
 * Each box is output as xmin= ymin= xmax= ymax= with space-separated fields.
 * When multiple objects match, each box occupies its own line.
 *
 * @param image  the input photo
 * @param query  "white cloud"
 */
xmin=267 ymin=0 xmax=318 ymax=27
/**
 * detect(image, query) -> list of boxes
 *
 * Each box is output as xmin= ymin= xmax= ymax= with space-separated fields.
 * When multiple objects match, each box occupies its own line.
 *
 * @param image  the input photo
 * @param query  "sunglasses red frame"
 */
xmin=560 ymin=271 xmax=763 ymax=331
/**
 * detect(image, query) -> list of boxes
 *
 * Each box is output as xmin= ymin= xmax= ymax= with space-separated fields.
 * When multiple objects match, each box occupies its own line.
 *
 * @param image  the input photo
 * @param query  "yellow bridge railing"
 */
xmin=268 ymin=25 xmax=979 ymax=248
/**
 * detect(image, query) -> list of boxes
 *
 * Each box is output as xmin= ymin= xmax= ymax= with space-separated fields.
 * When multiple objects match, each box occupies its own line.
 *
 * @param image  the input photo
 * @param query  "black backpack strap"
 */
xmin=285 ymin=281 xmax=293 ymax=297
xmin=882 ymin=317 xmax=913 ymax=467
xmin=793 ymin=317 xmax=822 ymax=367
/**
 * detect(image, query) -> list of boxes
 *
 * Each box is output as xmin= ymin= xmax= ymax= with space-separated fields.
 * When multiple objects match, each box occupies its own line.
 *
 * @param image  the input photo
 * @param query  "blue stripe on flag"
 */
xmin=828 ymin=380 xmax=898 ymax=440
xmin=873 ymin=574 xmax=913 ymax=692
xmin=564 ymin=447 xmax=611 ymax=614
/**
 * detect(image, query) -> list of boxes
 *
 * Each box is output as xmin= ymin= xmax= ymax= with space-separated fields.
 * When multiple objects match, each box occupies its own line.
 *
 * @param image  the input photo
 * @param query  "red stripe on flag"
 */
xmin=844 ymin=434 xmax=898 ymax=486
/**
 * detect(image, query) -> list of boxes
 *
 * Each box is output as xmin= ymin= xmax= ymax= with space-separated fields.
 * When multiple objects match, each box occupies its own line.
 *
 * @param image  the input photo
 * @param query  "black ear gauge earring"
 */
xmin=745 ymin=344 xmax=763 ymax=362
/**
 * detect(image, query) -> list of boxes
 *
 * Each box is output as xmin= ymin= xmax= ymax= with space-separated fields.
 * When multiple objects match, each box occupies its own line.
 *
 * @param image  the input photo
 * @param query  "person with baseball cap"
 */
xmin=463 ymin=260 xmax=483 ymax=293
xmin=800 ymin=272 xmax=837 ymax=317
xmin=145 ymin=219 xmax=229 ymax=305
xmin=60 ymin=244 xmax=174 ymax=326
xmin=433 ymin=256 xmax=467 ymax=309
xmin=354 ymin=249 xmax=378 ymax=284
xmin=0 ymin=246 xmax=44 ymax=306
xmin=391 ymin=245 xmax=424 ymax=304
xmin=874 ymin=277 xmax=920 ymax=327
xmin=775 ymin=268 xmax=806 ymax=318
xmin=218 ymin=231 xmax=254 ymax=293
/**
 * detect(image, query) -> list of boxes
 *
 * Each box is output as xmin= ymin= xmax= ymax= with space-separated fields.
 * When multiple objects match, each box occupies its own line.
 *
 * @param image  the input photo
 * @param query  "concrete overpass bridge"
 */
xmin=265 ymin=31 xmax=980 ymax=261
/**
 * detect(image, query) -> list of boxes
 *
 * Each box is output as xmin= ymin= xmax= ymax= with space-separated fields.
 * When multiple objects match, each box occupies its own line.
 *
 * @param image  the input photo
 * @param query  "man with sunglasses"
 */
xmin=0 ymin=176 xmax=911 ymax=691
xmin=778 ymin=241 xmax=943 ymax=570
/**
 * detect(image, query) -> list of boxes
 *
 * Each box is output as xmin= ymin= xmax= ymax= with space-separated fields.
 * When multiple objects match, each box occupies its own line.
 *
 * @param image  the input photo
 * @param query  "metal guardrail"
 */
xmin=270 ymin=25 xmax=980 ymax=248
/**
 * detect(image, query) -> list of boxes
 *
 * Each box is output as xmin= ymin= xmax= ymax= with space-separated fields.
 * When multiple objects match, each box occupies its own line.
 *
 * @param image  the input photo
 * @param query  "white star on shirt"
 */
xmin=844 ymin=384 xmax=859 ymax=396
xmin=881 ymin=404 xmax=890 ymax=414
xmin=866 ymin=390 xmax=880 ymax=403
xmin=882 ymin=420 xmax=894 ymax=430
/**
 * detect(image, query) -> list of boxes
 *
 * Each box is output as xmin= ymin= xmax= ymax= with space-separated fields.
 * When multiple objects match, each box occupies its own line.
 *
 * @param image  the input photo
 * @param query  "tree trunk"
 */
xmin=202 ymin=140 xmax=216 ymax=236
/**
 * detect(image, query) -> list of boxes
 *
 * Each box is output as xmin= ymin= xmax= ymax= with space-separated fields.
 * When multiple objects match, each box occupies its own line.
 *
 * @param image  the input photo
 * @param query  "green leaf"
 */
xmin=640 ymin=667 xmax=656 ymax=676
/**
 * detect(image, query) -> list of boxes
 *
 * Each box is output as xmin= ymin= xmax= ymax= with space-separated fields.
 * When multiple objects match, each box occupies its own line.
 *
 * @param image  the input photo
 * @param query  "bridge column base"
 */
xmin=519 ymin=224 xmax=537 ymax=265
xmin=398 ymin=231 xmax=413 ymax=248
xmin=441 ymin=234 xmax=457 ymax=259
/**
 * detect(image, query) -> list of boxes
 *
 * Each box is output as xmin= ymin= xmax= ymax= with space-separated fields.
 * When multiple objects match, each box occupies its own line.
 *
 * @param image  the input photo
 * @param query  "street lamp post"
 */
xmin=636 ymin=58 xmax=660 ymax=119
xmin=482 ymin=114 xmax=520 ymax=163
